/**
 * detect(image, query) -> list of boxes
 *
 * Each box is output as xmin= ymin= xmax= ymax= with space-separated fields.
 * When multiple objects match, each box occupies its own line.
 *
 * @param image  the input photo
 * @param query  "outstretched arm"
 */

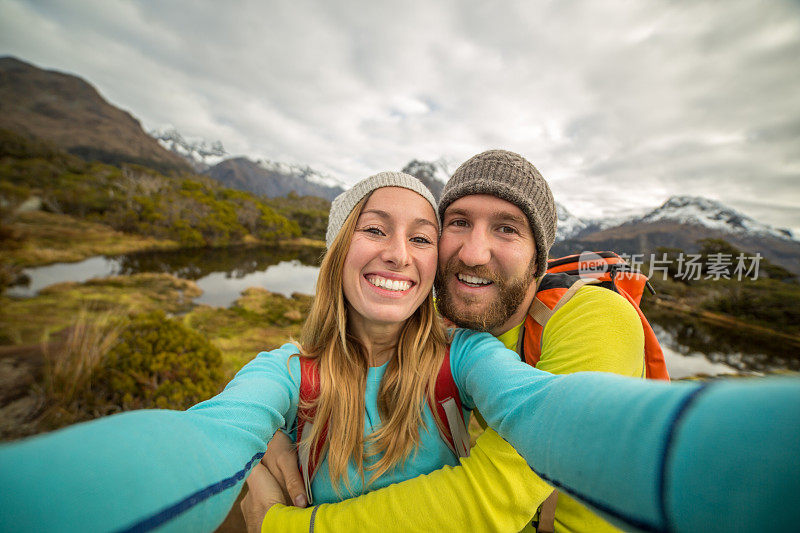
xmin=0 ymin=345 xmax=302 ymax=532
xmin=451 ymin=329 xmax=800 ymax=532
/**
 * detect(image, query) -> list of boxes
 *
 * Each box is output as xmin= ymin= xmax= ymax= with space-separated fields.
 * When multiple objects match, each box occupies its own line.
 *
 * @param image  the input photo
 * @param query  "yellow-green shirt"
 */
xmin=264 ymin=285 xmax=644 ymax=532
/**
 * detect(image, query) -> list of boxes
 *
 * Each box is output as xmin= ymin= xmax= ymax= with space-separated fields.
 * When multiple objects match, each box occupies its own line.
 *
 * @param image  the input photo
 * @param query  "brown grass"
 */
xmin=0 ymin=273 xmax=201 ymax=345
xmin=3 ymin=211 xmax=179 ymax=267
xmin=38 ymin=309 xmax=124 ymax=428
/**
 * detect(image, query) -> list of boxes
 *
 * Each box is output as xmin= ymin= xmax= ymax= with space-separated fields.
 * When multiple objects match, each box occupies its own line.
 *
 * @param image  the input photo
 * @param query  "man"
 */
xmin=245 ymin=150 xmax=645 ymax=532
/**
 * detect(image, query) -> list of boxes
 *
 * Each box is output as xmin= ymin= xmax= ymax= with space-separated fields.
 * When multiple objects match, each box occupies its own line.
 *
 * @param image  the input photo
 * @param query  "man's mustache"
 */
xmin=437 ymin=259 xmax=501 ymax=285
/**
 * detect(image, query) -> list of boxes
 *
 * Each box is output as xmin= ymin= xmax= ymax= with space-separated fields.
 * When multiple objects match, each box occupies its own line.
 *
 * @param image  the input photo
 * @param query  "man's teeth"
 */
xmin=367 ymin=275 xmax=412 ymax=291
xmin=458 ymin=274 xmax=492 ymax=286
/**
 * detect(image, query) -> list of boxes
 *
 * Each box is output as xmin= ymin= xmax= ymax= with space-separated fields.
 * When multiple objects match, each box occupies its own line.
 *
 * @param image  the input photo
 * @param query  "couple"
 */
xmin=1 ymin=151 xmax=799 ymax=533
xmin=243 ymin=149 xmax=648 ymax=533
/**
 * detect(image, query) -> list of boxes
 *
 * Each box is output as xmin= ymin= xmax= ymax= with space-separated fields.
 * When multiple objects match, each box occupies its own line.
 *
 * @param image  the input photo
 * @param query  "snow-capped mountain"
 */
xmin=150 ymin=127 xmax=227 ymax=171
xmin=551 ymin=195 xmax=799 ymax=275
xmin=556 ymin=203 xmax=588 ymax=240
xmin=636 ymin=196 xmax=794 ymax=241
xmin=401 ymin=159 xmax=449 ymax=199
xmin=255 ymin=159 xmax=347 ymax=191
xmin=556 ymin=196 xmax=794 ymax=243
xmin=205 ymin=157 xmax=345 ymax=201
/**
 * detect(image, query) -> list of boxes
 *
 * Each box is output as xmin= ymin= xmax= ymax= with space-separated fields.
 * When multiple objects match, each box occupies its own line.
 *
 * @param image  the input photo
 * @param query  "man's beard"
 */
xmin=434 ymin=257 xmax=537 ymax=332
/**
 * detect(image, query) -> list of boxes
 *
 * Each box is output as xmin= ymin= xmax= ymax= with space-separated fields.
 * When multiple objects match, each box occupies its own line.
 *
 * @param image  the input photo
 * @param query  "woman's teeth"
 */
xmin=457 ymin=274 xmax=492 ymax=286
xmin=367 ymin=275 xmax=412 ymax=291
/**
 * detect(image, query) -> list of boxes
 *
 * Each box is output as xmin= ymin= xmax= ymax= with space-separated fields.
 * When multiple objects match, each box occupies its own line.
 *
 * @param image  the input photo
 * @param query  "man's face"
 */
xmin=435 ymin=194 xmax=537 ymax=335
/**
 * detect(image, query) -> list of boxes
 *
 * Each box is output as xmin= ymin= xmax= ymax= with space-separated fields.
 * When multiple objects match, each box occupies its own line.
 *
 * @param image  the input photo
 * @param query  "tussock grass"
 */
xmin=38 ymin=309 xmax=124 ymax=429
xmin=0 ymin=273 xmax=201 ymax=345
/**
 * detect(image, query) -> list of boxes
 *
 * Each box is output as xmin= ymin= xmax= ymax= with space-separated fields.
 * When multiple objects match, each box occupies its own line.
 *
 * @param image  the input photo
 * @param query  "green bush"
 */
xmin=704 ymin=279 xmax=800 ymax=335
xmin=1 ymin=129 xmax=301 ymax=247
xmin=95 ymin=311 xmax=225 ymax=410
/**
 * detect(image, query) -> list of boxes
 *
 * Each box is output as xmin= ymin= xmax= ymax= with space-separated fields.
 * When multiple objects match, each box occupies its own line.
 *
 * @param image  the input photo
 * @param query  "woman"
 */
xmin=0 ymin=173 xmax=798 ymax=533
xmin=264 ymin=172 xmax=462 ymax=502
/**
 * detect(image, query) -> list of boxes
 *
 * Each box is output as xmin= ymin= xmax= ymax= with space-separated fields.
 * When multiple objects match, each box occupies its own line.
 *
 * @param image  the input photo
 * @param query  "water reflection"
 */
xmin=647 ymin=308 xmax=800 ymax=376
xmin=114 ymin=245 xmax=323 ymax=280
xmin=8 ymin=245 xmax=323 ymax=305
xmin=6 ymin=256 xmax=120 ymax=296
xmin=196 ymin=260 xmax=320 ymax=307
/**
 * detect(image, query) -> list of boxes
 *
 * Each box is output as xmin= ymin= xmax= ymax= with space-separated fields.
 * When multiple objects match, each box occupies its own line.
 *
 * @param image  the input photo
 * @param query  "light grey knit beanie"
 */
xmin=438 ymin=149 xmax=557 ymax=278
xmin=326 ymin=171 xmax=438 ymax=248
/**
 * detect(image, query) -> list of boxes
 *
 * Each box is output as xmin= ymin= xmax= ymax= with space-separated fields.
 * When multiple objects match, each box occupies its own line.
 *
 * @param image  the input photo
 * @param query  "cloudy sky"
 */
xmin=2 ymin=0 xmax=799 ymax=232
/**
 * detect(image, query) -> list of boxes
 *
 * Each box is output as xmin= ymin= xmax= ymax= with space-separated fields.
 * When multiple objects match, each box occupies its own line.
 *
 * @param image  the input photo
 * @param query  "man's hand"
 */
xmin=262 ymin=430 xmax=308 ymax=508
xmin=241 ymin=463 xmax=287 ymax=533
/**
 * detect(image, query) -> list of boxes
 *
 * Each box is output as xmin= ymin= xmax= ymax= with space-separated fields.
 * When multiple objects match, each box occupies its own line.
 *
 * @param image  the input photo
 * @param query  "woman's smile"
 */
xmin=364 ymin=273 xmax=415 ymax=294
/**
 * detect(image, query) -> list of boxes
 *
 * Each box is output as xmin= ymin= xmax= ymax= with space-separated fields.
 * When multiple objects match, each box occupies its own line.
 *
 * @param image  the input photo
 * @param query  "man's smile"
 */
xmin=456 ymin=273 xmax=493 ymax=288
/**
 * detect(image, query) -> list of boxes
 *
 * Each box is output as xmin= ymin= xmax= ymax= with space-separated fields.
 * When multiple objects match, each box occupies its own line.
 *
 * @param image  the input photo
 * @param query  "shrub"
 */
xmin=704 ymin=279 xmax=800 ymax=335
xmin=37 ymin=310 xmax=225 ymax=430
xmin=95 ymin=311 xmax=225 ymax=410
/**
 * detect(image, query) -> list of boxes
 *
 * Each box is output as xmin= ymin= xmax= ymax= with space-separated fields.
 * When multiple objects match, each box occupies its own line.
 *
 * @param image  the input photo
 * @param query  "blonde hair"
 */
xmin=296 ymin=194 xmax=449 ymax=493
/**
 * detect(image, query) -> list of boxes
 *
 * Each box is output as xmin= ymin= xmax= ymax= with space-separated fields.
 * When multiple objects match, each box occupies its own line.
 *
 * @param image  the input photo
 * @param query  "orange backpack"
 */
xmin=526 ymin=251 xmax=670 ymax=531
xmin=522 ymin=251 xmax=670 ymax=380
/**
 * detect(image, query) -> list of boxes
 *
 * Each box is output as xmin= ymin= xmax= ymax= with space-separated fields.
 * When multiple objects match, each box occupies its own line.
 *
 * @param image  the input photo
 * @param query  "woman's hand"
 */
xmin=241 ymin=462 xmax=287 ymax=533
xmin=261 ymin=430 xmax=308 ymax=508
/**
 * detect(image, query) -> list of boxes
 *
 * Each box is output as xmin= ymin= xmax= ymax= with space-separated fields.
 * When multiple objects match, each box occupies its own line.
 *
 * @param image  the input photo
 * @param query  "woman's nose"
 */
xmin=381 ymin=234 xmax=411 ymax=267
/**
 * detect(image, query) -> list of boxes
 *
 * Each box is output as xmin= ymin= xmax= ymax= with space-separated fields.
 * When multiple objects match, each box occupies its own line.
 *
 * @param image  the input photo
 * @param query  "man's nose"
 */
xmin=382 ymin=234 xmax=411 ymax=267
xmin=457 ymin=229 xmax=491 ymax=266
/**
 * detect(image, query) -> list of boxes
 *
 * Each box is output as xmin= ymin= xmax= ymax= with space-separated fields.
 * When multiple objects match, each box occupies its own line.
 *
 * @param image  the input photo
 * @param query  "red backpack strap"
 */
xmin=429 ymin=346 xmax=471 ymax=458
xmin=523 ymin=277 xmax=601 ymax=367
xmin=297 ymin=357 xmax=327 ymax=504
xmin=613 ymin=288 xmax=671 ymax=381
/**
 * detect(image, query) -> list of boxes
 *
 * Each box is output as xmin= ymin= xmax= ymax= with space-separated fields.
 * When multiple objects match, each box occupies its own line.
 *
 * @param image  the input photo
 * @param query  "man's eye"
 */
xmin=499 ymin=225 xmax=518 ymax=234
xmin=449 ymin=219 xmax=468 ymax=227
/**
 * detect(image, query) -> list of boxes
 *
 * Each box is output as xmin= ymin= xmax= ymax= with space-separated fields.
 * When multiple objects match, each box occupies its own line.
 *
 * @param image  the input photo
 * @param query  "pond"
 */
xmin=646 ymin=307 xmax=799 ymax=378
xmin=7 ymin=246 xmax=797 ymax=378
xmin=7 ymin=245 xmax=323 ymax=307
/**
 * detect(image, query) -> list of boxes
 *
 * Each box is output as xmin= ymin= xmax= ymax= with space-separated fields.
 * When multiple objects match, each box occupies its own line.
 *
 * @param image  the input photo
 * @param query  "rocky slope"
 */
xmin=0 ymin=57 xmax=189 ymax=173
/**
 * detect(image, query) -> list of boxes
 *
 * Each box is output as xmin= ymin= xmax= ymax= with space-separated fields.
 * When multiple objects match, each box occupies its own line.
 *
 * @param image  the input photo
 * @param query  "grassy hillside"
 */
xmin=0 ymin=129 xmax=321 ymax=292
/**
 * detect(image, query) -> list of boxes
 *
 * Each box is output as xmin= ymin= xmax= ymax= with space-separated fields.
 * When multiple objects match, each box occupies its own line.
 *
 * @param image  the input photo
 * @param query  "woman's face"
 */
xmin=342 ymin=187 xmax=439 ymax=329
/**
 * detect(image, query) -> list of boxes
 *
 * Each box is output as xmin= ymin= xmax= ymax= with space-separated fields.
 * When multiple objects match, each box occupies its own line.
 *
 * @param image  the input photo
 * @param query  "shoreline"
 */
xmin=3 ymin=210 xmax=325 ymax=269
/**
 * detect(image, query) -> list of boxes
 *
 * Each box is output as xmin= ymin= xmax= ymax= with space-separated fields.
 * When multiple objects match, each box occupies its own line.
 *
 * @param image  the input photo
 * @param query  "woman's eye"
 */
xmin=363 ymin=227 xmax=385 ymax=236
xmin=410 ymin=236 xmax=433 ymax=244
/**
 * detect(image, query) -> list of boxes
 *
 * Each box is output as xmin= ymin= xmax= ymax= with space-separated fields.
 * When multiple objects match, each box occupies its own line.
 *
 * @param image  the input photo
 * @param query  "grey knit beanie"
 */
xmin=326 ymin=171 xmax=438 ymax=248
xmin=438 ymin=150 xmax=557 ymax=277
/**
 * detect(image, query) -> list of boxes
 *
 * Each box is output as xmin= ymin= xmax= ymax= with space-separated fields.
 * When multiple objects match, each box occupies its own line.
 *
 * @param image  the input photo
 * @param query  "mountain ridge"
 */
xmin=557 ymin=196 xmax=795 ymax=243
xmin=205 ymin=157 xmax=345 ymax=200
xmin=150 ymin=127 xmax=227 ymax=172
xmin=0 ymin=56 xmax=189 ymax=173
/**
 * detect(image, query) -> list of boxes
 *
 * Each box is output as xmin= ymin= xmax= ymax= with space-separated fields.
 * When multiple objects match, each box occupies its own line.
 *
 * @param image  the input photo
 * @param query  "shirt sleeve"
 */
xmin=449 ymin=329 xmax=800 ymax=532
xmin=533 ymin=285 xmax=645 ymax=532
xmin=262 ymin=427 xmax=553 ymax=532
xmin=0 ymin=344 xmax=302 ymax=533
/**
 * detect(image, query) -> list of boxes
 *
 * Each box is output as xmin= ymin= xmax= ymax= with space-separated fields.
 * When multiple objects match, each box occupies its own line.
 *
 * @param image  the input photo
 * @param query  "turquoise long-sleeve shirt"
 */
xmin=275 ymin=346 xmax=465 ymax=504
xmin=1 ymin=329 xmax=799 ymax=532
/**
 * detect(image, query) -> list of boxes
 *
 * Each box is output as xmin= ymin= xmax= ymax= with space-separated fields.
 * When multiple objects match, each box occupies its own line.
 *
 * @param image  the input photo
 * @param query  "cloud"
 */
xmin=1 ymin=0 xmax=799 ymax=232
